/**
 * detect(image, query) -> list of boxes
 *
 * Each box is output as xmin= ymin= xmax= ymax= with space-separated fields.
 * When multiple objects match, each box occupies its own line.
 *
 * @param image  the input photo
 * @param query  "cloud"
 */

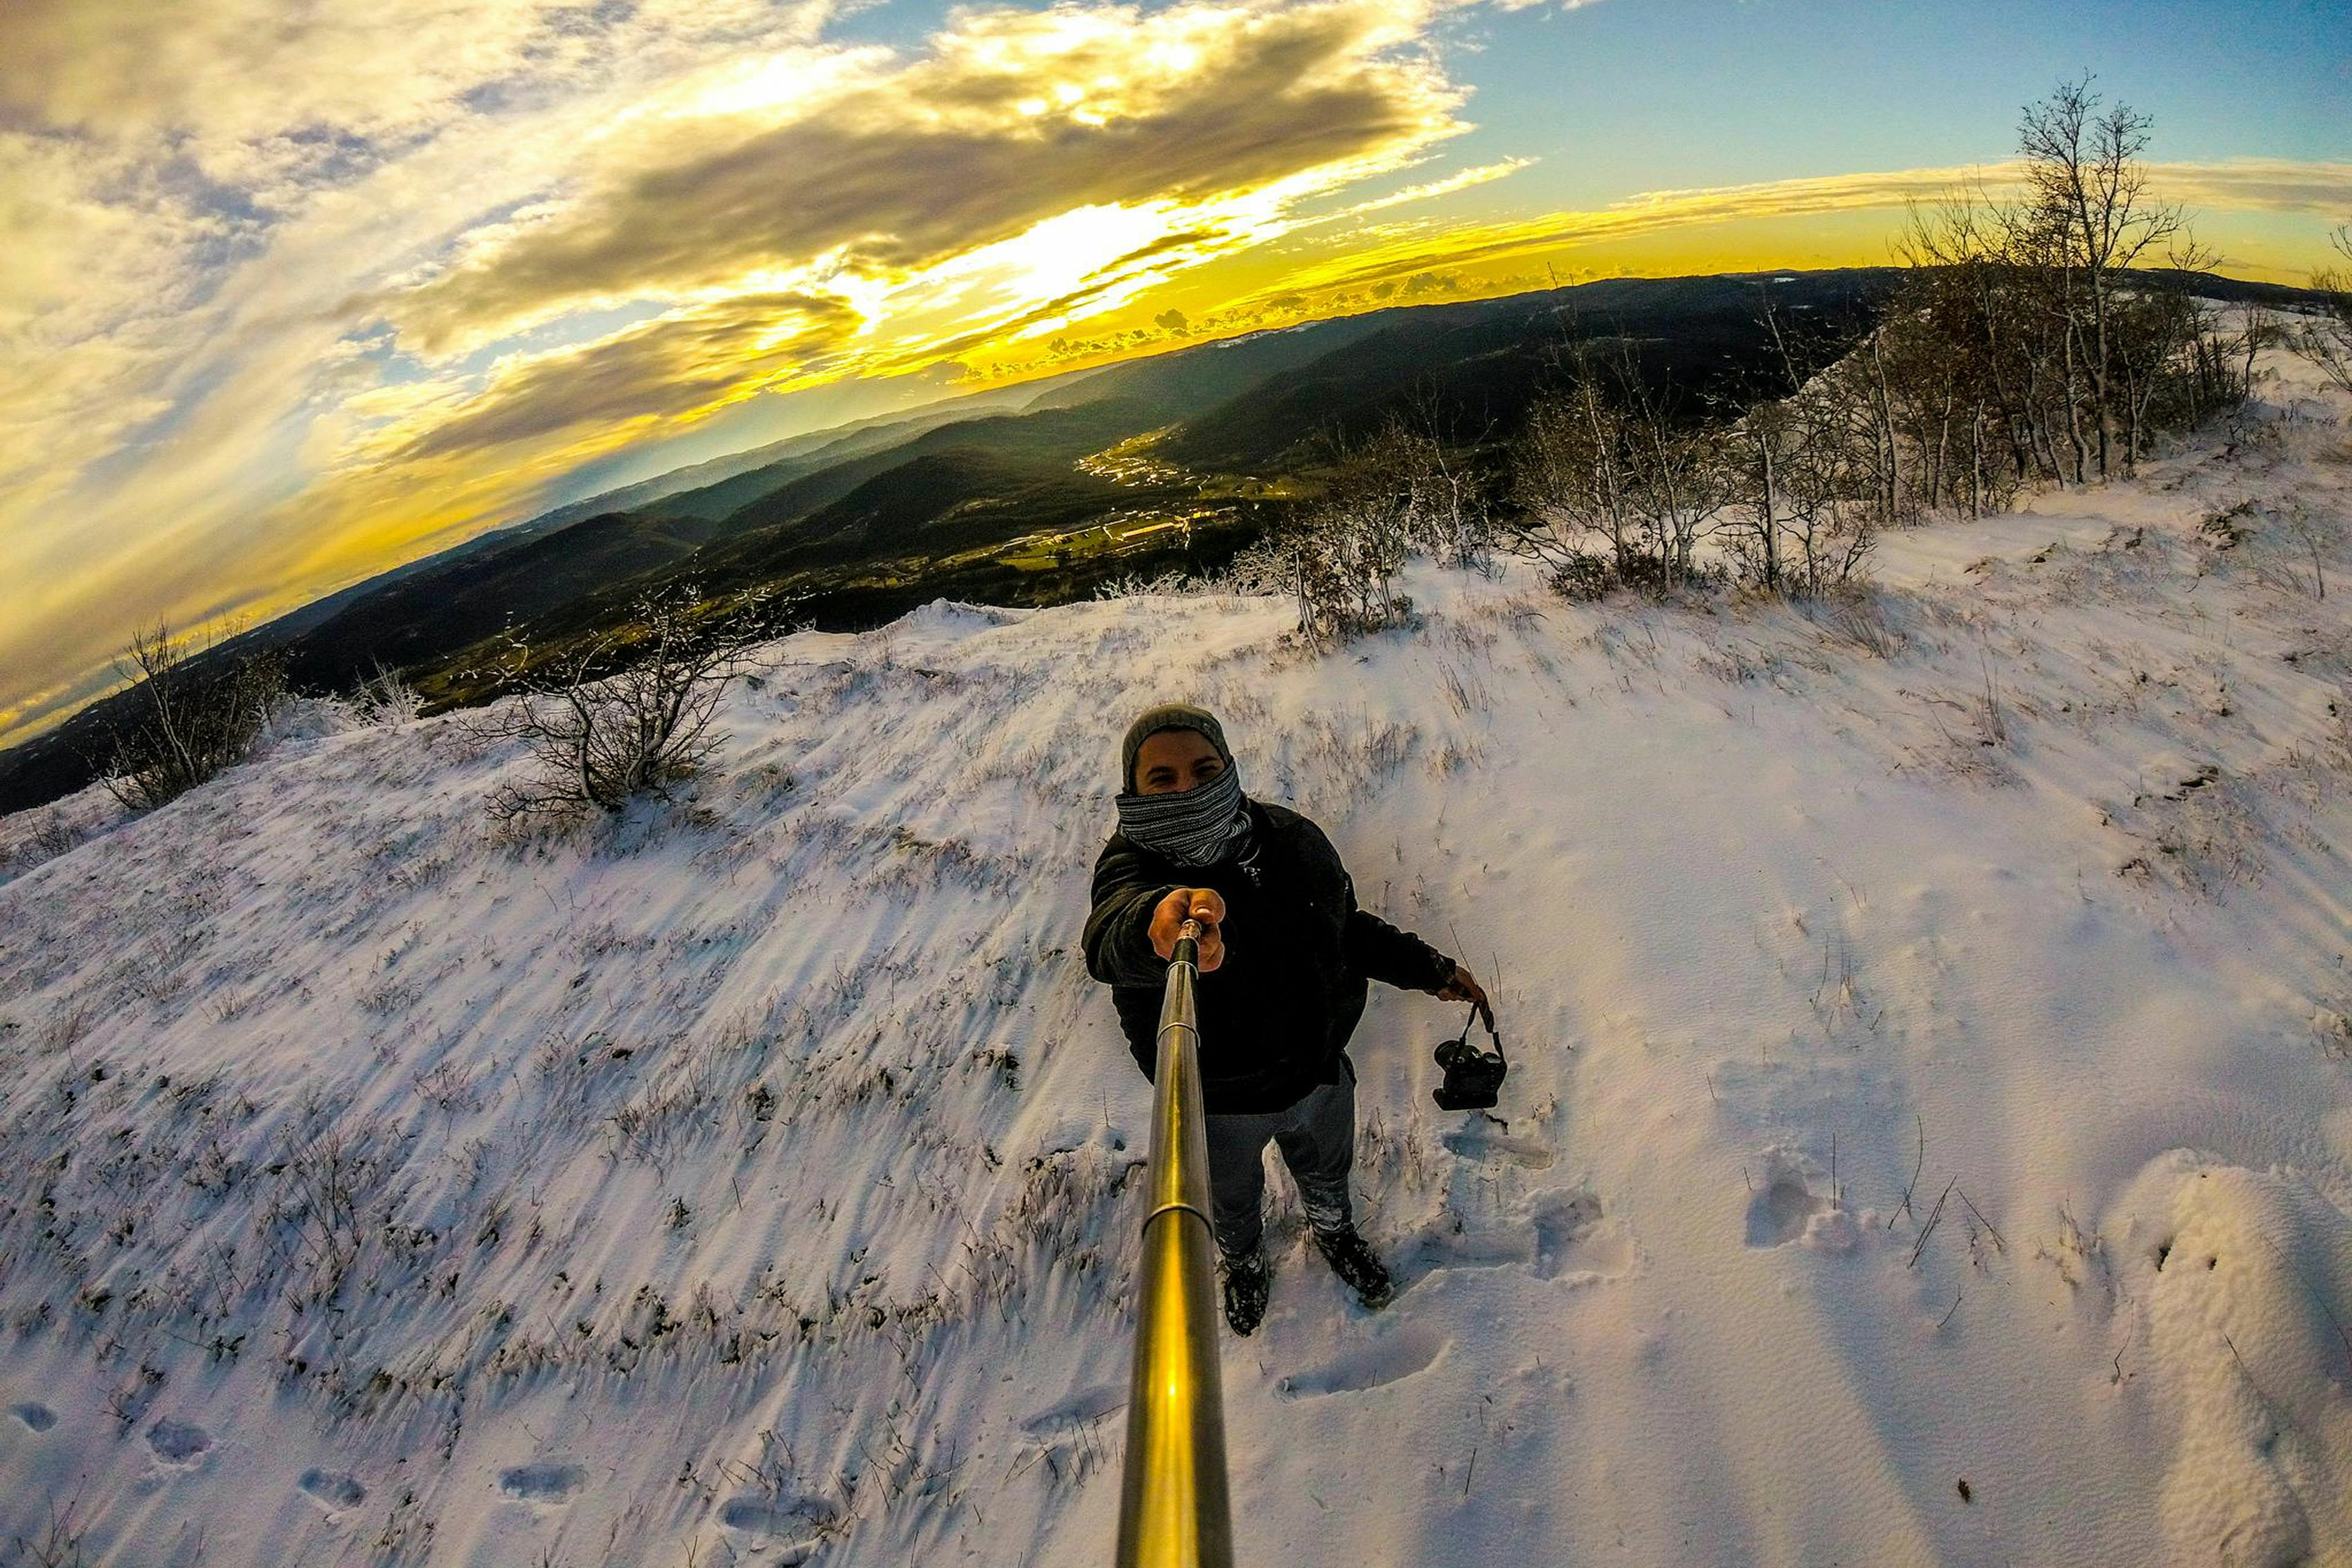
xmin=0 ymin=0 xmax=849 ymax=198
xmin=0 ymin=133 xmax=232 ymax=509
xmin=381 ymin=292 xmax=861 ymax=462
xmin=384 ymin=0 xmax=1470 ymax=353
xmin=0 ymin=0 xmax=1469 ymax=720
xmin=1305 ymin=155 xmax=1538 ymax=223
xmin=2143 ymin=158 xmax=2352 ymax=216
xmin=0 ymin=0 xmax=859 ymax=735
xmin=1239 ymin=158 xmax=2352 ymax=303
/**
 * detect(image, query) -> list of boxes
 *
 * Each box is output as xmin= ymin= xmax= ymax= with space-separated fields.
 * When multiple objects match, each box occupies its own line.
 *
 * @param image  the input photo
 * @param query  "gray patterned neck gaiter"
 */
xmin=1114 ymin=763 xmax=1253 ymax=868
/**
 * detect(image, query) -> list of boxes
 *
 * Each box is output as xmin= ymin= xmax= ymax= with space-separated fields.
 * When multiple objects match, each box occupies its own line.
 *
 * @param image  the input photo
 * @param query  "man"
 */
xmin=1083 ymin=702 xmax=1491 ymax=1336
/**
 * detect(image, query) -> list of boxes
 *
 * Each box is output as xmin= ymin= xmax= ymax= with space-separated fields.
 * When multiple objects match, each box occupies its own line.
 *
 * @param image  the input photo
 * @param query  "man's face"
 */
xmin=1133 ymin=729 xmax=1227 ymax=795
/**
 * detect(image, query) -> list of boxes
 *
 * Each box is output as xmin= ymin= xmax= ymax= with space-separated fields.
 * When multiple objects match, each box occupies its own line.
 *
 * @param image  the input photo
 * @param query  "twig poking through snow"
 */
xmin=1889 ymin=1114 xmax=1925 ymax=1230
xmin=1953 ymin=1188 xmax=2006 ymax=1255
xmin=1909 ymin=1179 xmax=1956 ymax=1269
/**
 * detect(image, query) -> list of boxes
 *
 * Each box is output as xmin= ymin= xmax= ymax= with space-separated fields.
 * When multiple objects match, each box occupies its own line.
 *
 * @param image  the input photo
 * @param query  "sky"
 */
xmin=1 ymin=0 xmax=2347 ymax=743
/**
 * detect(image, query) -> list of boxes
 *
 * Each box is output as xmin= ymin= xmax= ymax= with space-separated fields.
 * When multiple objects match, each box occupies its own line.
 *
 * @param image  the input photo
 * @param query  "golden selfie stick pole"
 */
xmin=1114 ymin=915 xmax=1235 ymax=1568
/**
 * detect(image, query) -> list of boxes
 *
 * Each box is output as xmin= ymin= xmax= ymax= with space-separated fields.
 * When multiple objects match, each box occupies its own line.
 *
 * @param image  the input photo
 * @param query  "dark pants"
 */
xmin=1204 ymin=1076 xmax=1356 ymax=1260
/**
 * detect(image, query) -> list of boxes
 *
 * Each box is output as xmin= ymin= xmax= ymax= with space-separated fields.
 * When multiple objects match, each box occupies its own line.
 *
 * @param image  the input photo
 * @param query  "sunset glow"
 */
xmin=1 ymin=0 xmax=2345 ymax=738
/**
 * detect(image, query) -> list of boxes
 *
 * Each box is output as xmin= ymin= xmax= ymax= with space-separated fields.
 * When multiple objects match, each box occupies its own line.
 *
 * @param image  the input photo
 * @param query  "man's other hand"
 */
xmin=1435 ymin=963 xmax=1492 ymax=1031
xmin=1150 ymin=887 xmax=1226 ymax=971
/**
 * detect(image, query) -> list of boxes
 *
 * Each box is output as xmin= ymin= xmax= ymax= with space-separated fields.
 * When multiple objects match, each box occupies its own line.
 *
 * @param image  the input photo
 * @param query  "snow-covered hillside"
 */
xmin=3 ymin=342 xmax=2350 ymax=1568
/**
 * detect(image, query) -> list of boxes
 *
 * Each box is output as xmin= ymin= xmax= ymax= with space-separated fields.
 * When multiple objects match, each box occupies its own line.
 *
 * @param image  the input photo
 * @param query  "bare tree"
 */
xmin=1508 ymin=343 xmax=1641 ymax=597
xmin=1251 ymin=416 xmax=1450 ymax=643
xmin=1621 ymin=364 xmax=1733 ymax=592
xmin=1723 ymin=391 xmax=1880 ymax=596
xmin=1710 ymin=295 xmax=1884 ymax=595
xmin=1391 ymin=380 xmax=1497 ymax=569
xmin=1897 ymin=183 xmax=2048 ymax=492
xmin=471 ymin=581 xmax=784 ymax=818
xmin=1511 ymin=89 xmax=2253 ymax=607
xmin=2018 ymin=73 xmax=2197 ymax=478
xmin=1242 ymin=383 xmax=1505 ymax=637
xmin=100 ymin=619 xmax=289 ymax=810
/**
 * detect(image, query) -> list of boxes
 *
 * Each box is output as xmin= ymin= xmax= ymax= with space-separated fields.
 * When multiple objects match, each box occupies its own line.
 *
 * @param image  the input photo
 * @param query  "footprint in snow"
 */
xmin=1401 ymin=1219 xmax=1534 ymax=1276
xmin=718 ymin=1493 xmax=837 ymax=1556
xmin=1019 ymin=1383 xmax=1125 ymax=1435
xmin=1531 ymin=1188 xmax=1636 ymax=1283
xmin=9 ymin=1402 xmax=55 ymax=1433
xmin=299 ymin=1468 xmax=368 ymax=1510
xmin=1744 ymin=1153 xmax=1829 ymax=1247
xmin=147 ymin=1419 xmax=212 ymax=1464
xmin=1439 ymin=1125 xmax=1556 ymax=1170
xmin=1276 ymin=1323 xmax=1447 ymax=1399
xmin=1402 ymin=1187 xmax=1633 ymax=1285
xmin=497 ymin=1462 xmax=586 ymax=1502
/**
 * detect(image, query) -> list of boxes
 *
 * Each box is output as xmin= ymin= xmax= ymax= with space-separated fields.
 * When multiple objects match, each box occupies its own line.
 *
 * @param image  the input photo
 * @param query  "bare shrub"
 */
xmin=1506 ymin=335 xmax=1734 ymax=601
xmin=1974 ymin=652 xmax=2011 ymax=748
xmin=2284 ymin=218 xmax=2352 ymax=398
xmin=9 ymin=1491 xmax=90 ymax=1568
xmin=1260 ymin=426 xmax=1417 ymax=644
xmin=97 ymin=619 xmax=289 ymax=811
xmin=1382 ymin=381 xmax=1499 ymax=570
xmin=1544 ymin=549 xmax=1616 ymax=601
xmin=0 ymin=812 xmax=90 ymax=884
xmin=348 ymin=660 xmax=422 ymax=726
xmin=469 ymin=581 xmax=785 ymax=819
xmin=31 ymin=818 xmax=82 ymax=861
xmin=1091 ymin=568 xmax=1198 ymax=599
xmin=1807 ymin=590 xmax=1906 ymax=660
xmin=1212 ymin=536 xmax=1296 ymax=597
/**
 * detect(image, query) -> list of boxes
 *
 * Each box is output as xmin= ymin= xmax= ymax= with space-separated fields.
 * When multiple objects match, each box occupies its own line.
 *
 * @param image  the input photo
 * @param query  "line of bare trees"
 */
xmin=1883 ymin=74 xmax=2266 ymax=503
xmin=1249 ymin=74 xmax=2277 ymax=632
xmin=1515 ymin=75 xmax=2270 ymax=603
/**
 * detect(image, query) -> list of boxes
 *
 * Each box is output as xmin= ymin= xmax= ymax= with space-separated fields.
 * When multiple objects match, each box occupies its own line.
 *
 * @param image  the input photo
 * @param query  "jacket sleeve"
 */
xmin=1084 ymin=837 xmax=1177 ymax=987
xmin=1343 ymin=883 xmax=1455 ymax=991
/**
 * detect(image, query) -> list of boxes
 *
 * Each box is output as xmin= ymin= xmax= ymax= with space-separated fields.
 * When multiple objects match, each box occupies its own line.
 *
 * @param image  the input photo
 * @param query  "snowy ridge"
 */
xmin=2 ymin=344 xmax=2351 ymax=1565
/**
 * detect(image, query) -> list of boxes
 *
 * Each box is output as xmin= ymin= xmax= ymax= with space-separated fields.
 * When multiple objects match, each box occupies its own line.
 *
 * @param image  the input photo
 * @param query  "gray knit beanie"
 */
xmin=1119 ymin=703 xmax=1234 ymax=794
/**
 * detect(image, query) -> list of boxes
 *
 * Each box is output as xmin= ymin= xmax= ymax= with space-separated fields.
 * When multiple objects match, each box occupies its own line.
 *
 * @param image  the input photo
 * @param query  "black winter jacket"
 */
xmin=1083 ymin=797 xmax=1456 ymax=1114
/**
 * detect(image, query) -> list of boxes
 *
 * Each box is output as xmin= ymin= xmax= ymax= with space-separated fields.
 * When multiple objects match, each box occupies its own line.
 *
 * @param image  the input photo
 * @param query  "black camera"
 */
xmin=1431 ymin=1004 xmax=1507 ymax=1112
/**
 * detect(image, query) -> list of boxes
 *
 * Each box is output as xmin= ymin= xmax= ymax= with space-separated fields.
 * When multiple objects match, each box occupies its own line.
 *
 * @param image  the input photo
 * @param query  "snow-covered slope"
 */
xmin=3 ymin=344 xmax=2350 ymax=1567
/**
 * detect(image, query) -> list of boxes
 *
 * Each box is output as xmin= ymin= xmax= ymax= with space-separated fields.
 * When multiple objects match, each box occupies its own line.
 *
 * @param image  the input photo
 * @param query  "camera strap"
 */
xmin=1455 ymin=1002 xmax=1504 ymax=1065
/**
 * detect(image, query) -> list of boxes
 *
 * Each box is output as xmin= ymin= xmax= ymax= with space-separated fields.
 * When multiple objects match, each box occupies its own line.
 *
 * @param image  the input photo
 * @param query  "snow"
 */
xmin=3 ymin=338 xmax=2350 ymax=1566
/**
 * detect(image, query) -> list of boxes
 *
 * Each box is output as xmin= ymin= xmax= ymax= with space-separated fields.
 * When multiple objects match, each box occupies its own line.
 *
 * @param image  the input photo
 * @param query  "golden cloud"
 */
xmin=0 ymin=0 xmax=847 ymax=195
xmin=385 ymin=0 xmax=1471 ymax=355
xmin=380 ymin=293 xmax=862 ymax=463
xmin=1234 ymin=158 xmax=2352 ymax=302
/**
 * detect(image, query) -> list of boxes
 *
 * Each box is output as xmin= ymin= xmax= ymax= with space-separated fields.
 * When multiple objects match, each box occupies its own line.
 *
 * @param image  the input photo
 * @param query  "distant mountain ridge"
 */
xmin=7 ymin=265 xmax=2319 ymax=814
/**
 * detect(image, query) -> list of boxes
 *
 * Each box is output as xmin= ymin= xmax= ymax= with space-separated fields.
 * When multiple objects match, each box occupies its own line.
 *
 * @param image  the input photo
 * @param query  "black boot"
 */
xmin=1311 ymin=1224 xmax=1393 ymax=1309
xmin=1220 ymin=1248 xmax=1270 ymax=1336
